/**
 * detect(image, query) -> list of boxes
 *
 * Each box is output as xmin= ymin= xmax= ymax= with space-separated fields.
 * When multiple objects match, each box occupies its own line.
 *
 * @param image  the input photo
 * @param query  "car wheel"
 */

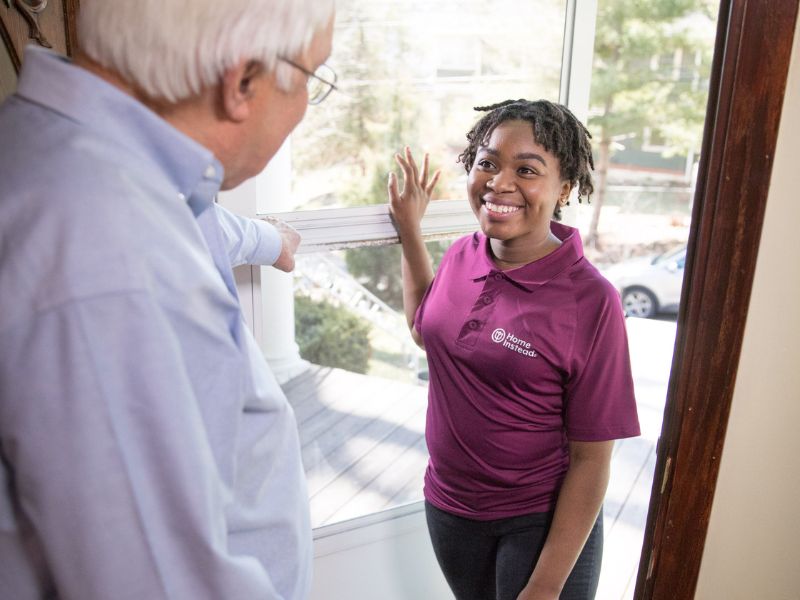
xmin=621 ymin=286 xmax=659 ymax=318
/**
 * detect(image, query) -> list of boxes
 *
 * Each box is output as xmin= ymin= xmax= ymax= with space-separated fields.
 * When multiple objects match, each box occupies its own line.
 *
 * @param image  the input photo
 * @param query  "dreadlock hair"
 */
xmin=457 ymin=99 xmax=594 ymax=221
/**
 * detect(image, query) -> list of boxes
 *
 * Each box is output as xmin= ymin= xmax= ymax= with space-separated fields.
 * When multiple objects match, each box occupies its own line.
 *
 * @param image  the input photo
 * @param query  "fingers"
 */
xmin=268 ymin=218 xmax=301 ymax=273
xmin=405 ymin=146 xmax=420 ymax=183
xmin=264 ymin=216 xmax=300 ymax=241
xmin=426 ymin=169 xmax=441 ymax=196
xmin=394 ymin=148 xmax=440 ymax=201
xmin=420 ymin=153 xmax=430 ymax=188
xmin=387 ymin=171 xmax=400 ymax=205
xmin=394 ymin=153 xmax=413 ymax=191
xmin=396 ymin=148 xmax=436 ymax=188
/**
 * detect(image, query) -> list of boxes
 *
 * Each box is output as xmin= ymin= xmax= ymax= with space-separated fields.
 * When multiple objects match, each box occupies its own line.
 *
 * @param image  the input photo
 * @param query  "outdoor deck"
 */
xmin=282 ymin=317 xmax=675 ymax=600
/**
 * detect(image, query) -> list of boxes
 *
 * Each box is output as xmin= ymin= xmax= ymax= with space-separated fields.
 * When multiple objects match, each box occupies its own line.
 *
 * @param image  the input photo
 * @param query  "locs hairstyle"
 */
xmin=458 ymin=99 xmax=595 ymax=220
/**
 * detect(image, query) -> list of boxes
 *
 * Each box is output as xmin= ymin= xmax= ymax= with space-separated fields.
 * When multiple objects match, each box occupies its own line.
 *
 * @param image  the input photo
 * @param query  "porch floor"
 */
xmin=282 ymin=317 xmax=675 ymax=600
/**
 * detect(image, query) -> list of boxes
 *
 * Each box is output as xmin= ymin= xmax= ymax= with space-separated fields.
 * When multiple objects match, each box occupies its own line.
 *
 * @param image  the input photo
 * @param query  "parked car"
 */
xmin=601 ymin=245 xmax=686 ymax=318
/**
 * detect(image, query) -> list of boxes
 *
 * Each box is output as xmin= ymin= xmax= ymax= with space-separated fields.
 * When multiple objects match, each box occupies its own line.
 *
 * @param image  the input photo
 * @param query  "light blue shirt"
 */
xmin=0 ymin=47 xmax=311 ymax=599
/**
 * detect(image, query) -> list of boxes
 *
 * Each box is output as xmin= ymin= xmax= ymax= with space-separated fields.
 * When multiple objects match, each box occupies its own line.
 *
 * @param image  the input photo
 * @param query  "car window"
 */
xmin=654 ymin=246 xmax=687 ymax=265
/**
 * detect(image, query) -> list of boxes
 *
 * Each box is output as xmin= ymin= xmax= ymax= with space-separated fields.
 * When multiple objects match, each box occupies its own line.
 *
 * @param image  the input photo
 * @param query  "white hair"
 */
xmin=77 ymin=0 xmax=335 ymax=103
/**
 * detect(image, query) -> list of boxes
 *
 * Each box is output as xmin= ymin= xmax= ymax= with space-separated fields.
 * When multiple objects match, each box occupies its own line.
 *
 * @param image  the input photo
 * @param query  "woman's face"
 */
xmin=467 ymin=119 xmax=570 ymax=249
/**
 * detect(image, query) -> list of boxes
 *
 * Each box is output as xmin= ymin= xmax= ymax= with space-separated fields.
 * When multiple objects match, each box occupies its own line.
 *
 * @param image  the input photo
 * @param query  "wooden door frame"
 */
xmin=0 ymin=0 xmax=79 ymax=71
xmin=634 ymin=0 xmax=799 ymax=597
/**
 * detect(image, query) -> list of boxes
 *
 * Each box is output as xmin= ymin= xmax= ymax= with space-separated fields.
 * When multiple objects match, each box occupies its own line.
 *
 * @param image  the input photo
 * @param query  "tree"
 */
xmin=294 ymin=295 xmax=372 ymax=374
xmin=292 ymin=0 xmax=419 ymax=190
xmin=586 ymin=0 xmax=716 ymax=247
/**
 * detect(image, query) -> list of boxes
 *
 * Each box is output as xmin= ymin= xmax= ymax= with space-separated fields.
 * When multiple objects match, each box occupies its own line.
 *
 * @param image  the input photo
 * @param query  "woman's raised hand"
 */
xmin=387 ymin=147 xmax=441 ymax=236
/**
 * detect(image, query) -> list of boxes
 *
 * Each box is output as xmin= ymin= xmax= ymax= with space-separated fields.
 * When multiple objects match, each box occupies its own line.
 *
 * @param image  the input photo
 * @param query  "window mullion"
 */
xmin=560 ymin=0 xmax=598 ymax=122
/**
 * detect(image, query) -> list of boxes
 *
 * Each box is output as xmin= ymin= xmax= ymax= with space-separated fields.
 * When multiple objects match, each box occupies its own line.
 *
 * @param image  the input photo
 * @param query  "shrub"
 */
xmin=294 ymin=295 xmax=372 ymax=374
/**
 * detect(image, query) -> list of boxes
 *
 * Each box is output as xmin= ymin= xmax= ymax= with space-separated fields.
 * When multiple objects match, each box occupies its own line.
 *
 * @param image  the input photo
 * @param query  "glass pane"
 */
xmin=291 ymin=0 xmax=567 ymax=211
xmin=584 ymin=1 xmax=719 ymax=597
xmin=288 ymin=240 xmax=451 ymax=527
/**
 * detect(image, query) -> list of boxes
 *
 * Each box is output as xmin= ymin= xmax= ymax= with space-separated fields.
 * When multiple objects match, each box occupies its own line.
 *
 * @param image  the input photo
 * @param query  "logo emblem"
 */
xmin=491 ymin=328 xmax=506 ymax=343
xmin=490 ymin=327 xmax=538 ymax=358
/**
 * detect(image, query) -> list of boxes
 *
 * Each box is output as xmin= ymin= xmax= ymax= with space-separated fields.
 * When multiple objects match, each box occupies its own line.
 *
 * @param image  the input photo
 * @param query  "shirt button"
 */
xmin=494 ymin=273 xmax=504 ymax=281
xmin=204 ymin=165 xmax=216 ymax=179
xmin=482 ymin=295 xmax=493 ymax=305
xmin=468 ymin=320 xmax=480 ymax=330
xmin=177 ymin=192 xmax=187 ymax=202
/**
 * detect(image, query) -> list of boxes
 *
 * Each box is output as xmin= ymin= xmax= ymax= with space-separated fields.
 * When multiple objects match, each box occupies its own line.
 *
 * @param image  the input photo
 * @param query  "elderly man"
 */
xmin=0 ymin=0 xmax=335 ymax=598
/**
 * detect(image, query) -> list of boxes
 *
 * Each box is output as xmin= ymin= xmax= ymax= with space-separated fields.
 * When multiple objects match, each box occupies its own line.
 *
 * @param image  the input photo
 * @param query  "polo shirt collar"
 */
xmin=15 ymin=45 xmax=223 ymax=216
xmin=468 ymin=221 xmax=584 ymax=291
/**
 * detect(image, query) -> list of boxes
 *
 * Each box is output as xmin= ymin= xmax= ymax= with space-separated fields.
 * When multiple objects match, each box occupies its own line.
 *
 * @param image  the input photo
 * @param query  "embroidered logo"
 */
xmin=491 ymin=328 xmax=538 ymax=358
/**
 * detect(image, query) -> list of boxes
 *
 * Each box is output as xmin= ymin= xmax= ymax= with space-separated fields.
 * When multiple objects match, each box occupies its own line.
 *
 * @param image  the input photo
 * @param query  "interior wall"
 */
xmin=694 ymin=10 xmax=800 ymax=599
xmin=310 ymin=507 xmax=451 ymax=600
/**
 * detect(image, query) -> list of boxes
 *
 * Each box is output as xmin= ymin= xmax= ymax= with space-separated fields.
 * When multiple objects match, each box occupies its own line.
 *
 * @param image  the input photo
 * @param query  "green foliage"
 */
xmin=294 ymin=295 xmax=372 ymax=374
xmin=292 ymin=0 xmax=421 ymax=180
xmin=585 ymin=0 xmax=717 ymax=244
xmin=291 ymin=0 xmax=566 ymax=208
xmin=589 ymin=0 xmax=717 ymax=155
xmin=345 ymin=241 xmax=449 ymax=311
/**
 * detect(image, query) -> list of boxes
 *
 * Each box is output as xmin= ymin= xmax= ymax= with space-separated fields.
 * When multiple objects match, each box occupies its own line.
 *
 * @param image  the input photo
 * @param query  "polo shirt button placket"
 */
xmin=456 ymin=276 xmax=501 ymax=348
xmin=456 ymin=318 xmax=483 ymax=347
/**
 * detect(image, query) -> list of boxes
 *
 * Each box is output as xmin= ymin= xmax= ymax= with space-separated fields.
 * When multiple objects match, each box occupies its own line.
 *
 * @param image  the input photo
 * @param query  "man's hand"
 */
xmin=263 ymin=216 xmax=301 ymax=272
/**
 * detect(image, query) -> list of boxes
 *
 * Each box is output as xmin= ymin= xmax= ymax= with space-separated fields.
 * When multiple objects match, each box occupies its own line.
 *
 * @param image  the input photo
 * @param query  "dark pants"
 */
xmin=425 ymin=501 xmax=603 ymax=600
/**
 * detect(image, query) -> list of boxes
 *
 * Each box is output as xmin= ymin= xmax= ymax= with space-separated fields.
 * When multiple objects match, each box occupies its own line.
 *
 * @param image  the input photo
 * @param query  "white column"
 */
xmin=255 ymin=140 xmax=310 ymax=383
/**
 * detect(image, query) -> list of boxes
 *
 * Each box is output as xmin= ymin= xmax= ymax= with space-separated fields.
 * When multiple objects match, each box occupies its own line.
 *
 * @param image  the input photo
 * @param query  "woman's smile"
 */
xmin=482 ymin=198 xmax=523 ymax=216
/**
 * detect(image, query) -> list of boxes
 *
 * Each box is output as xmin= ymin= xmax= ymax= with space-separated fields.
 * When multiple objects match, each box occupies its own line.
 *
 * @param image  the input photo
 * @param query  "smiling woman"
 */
xmin=389 ymin=99 xmax=641 ymax=600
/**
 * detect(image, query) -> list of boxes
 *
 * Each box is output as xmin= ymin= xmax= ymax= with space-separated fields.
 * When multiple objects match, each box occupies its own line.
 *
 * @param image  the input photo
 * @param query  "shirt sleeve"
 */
xmin=0 ymin=292 xmax=282 ymax=599
xmin=214 ymin=203 xmax=282 ymax=267
xmin=564 ymin=281 xmax=641 ymax=441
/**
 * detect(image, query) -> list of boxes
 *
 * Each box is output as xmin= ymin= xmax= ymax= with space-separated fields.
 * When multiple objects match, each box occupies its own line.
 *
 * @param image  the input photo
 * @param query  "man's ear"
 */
xmin=220 ymin=59 xmax=263 ymax=122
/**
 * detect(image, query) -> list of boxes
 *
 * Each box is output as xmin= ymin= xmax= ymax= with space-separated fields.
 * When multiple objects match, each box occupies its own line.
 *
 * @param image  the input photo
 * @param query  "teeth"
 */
xmin=484 ymin=201 xmax=521 ymax=214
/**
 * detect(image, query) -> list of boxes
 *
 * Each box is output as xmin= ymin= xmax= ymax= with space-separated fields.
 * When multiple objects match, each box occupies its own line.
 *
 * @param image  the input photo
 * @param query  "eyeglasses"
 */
xmin=279 ymin=57 xmax=338 ymax=105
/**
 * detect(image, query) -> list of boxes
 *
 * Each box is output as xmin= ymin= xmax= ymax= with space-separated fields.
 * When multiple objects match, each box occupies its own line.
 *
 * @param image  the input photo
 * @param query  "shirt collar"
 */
xmin=16 ymin=45 xmax=223 ymax=215
xmin=467 ymin=221 xmax=585 ymax=291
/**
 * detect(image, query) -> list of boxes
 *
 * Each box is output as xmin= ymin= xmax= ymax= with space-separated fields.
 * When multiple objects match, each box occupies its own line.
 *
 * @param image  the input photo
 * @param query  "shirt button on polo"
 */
xmin=177 ymin=192 xmax=187 ymax=202
xmin=204 ymin=165 xmax=216 ymax=179
xmin=467 ymin=320 xmax=480 ymax=330
xmin=482 ymin=295 xmax=493 ymax=305
xmin=493 ymin=273 xmax=504 ymax=281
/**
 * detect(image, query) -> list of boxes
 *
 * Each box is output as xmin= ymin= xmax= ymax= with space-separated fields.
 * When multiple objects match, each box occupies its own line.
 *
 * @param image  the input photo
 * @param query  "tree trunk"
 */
xmin=587 ymin=135 xmax=611 ymax=249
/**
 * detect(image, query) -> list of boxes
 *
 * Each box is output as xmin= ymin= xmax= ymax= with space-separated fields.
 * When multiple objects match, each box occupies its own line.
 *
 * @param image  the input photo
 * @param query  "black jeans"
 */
xmin=425 ymin=501 xmax=603 ymax=600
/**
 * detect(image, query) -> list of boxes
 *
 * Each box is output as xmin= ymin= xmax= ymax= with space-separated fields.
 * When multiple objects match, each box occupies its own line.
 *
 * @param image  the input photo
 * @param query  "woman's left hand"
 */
xmin=387 ymin=146 xmax=440 ymax=236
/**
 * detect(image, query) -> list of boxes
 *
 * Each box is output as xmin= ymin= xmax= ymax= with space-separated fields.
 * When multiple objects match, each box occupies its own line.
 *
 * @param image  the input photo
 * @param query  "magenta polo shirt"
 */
xmin=416 ymin=222 xmax=640 ymax=520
